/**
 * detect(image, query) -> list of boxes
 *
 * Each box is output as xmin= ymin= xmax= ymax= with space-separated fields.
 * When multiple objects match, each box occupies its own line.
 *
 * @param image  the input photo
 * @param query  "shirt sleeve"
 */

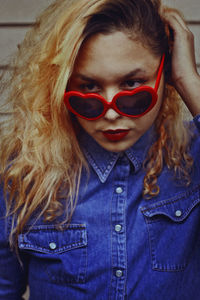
xmin=0 ymin=185 xmax=28 ymax=300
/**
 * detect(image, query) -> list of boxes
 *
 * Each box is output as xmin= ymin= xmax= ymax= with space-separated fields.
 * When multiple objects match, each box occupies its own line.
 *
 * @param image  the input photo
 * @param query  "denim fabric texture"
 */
xmin=1 ymin=118 xmax=200 ymax=299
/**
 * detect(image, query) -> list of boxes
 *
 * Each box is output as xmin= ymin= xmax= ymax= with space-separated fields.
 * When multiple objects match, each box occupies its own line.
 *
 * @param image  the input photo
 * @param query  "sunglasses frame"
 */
xmin=64 ymin=54 xmax=165 ymax=120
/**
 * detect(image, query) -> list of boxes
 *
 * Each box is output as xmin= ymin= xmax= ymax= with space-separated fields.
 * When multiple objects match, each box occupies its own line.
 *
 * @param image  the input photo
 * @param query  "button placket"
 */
xmin=110 ymin=156 xmax=129 ymax=298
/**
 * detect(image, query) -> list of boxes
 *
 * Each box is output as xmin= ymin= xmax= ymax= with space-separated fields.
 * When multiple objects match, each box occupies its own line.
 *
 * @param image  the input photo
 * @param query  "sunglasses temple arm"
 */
xmin=154 ymin=54 xmax=165 ymax=92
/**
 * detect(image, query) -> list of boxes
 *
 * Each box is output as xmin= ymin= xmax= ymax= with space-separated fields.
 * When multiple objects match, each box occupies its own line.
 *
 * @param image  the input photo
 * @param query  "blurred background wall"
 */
xmin=0 ymin=0 xmax=199 ymax=299
xmin=0 ymin=0 xmax=199 ymax=73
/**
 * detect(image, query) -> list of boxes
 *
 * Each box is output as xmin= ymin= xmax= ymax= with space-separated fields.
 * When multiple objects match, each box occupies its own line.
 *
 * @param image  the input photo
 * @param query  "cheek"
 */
xmin=150 ymin=94 xmax=163 ymax=121
xmin=135 ymin=90 xmax=164 ymax=131
xmin=76 ymin=117 xmax=95 ymax=134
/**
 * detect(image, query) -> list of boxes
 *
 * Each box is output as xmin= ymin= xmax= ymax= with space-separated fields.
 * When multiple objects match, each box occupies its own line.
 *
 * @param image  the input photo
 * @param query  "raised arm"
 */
xmin=163 ymin=8 xmax=200 ymax=117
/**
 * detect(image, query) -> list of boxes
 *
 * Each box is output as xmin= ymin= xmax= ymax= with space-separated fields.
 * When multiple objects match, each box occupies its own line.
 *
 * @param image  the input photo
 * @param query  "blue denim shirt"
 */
xmin=1 ymin=116 xmax=200 ymax=300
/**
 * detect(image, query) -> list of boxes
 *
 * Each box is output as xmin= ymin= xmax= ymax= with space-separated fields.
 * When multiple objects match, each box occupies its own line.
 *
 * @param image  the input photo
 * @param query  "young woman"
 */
xmin=0 ymin=0 xmax=200 ymax=299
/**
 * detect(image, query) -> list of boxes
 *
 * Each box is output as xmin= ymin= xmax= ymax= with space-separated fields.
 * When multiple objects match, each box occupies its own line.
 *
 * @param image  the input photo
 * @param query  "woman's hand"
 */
xmin=163 ymin=8 xmax=200 ymax=116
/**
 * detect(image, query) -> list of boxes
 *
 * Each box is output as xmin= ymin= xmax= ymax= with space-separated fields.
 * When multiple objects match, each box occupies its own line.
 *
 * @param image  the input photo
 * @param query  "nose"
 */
xmin=104 ymin=108 xmax=121 ymax=120
xmin=103 ymin=88 xmax=121 ymax=120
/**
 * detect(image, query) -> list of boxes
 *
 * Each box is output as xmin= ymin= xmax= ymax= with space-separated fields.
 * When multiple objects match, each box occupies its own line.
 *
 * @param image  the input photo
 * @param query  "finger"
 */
xmin=162 ymin=8 xmax=195 ymax=57
xmin=163 ymin=9 xmax=190 ymax=34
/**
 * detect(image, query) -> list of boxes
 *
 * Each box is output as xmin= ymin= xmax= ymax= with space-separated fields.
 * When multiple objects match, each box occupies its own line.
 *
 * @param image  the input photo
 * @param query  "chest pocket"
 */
xmin=18 ymin=223 xmax=87 ymax=284
xmin=141 ymin=186 xmax=200 ymax=272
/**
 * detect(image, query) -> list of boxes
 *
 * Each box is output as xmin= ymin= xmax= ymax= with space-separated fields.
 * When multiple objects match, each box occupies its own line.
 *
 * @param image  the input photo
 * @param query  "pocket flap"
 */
xmin=18 ymin=223 xmax=87 ymax=254
xmin=141 ymin=185 xmax=200 ymax=222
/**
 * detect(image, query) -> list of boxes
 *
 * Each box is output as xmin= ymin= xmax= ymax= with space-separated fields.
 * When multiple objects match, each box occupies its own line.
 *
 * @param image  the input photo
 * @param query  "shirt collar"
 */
xmin=79 ymin=127 xmax=155 ymax=183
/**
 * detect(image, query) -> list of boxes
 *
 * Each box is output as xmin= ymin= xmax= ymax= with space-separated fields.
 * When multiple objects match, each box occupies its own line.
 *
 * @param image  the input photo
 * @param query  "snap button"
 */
xmin=116 ymin=187 xmax=123 ymax=194
xmin=115 ymin=224 xmax=122 ymax=232
xmin=116 ymin=270 xmax=123 ymax=278
xmin=49 ymin=242 xmax=57 ymax=250
xmin=175 ymin=210 xmax=182 ymax=217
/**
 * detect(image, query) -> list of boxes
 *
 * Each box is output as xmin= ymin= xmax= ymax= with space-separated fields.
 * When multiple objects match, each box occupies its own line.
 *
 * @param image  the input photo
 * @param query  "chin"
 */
xmin=99 ymin=141 xmax=133 ymax=153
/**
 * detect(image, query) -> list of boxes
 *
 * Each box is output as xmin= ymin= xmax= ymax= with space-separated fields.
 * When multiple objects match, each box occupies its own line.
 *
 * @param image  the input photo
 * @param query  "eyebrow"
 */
xmin=121 ymin=69 xmax=147 ymax=79
xmin=74 ymin=74 xmax=97 ymax=82
xmin=73 ymin=68 xmax=147 ymax=82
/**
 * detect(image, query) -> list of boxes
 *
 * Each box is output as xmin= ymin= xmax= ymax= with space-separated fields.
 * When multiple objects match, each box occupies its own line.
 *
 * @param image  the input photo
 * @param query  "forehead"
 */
xmin=72 ymin=31 xmax=159 ymax=78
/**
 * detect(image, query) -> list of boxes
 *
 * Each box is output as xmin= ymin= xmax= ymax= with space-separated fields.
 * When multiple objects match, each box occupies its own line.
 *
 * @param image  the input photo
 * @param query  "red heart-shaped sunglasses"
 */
xmin=64 ymin=54 xmax=165 ymax=120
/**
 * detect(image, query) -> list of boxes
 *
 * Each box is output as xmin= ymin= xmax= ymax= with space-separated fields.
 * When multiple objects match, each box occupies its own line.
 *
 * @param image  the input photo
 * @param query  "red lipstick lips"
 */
xmin=103 ymin=129 xmax=130 ymax=141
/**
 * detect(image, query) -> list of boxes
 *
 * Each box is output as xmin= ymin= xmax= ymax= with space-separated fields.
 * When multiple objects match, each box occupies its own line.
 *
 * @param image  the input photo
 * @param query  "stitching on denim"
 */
xmin=146 ymin=200 xmax=200 ymax=224
xmin=44 ymin=245 xmax=87 ymax=284
xmin=146 ymin=221 xmax=188 ymax=272
xmin=84 ymin=148 xmax=119 ymax=182
xmin=83 ymin=237 xmax=88 ymax=282
xmin=141 ymin=184 xmax=200 ymax=214
xmin=23 ymin=223 xmax=86 ymax=232
xmin=19 ymin=224 xmax=87 ymax=254
xmin=143 ymin=214 xmax=156 ymax=270
xmin=142 ymin=197 xmax=200 ymax=224
xmin=19 ymin=240 xmax=86 ymax=253
xmin=123 ymin=176 xmax=128 ymax=297
xmin=108 ymin=177 xmax=114 ymax=300
xmin=26 ymin=227 xmax=88 ymax=284
xmin=125 ymin=151 xmax=141 ymax=172
xmin=120 ymin=161 xmax=129 ymax=297
xmin=143 ymin=195 xmax=199 ymax=213
xmin=152 ymin=263 xmax=187 ymax=272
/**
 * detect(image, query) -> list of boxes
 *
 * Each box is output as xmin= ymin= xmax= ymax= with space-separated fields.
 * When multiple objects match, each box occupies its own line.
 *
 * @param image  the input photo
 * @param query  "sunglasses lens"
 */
xmin=116 ymin=91 xmax=153 ymax=116
xmin=69 ymin=96 xmax=104 ymax=119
